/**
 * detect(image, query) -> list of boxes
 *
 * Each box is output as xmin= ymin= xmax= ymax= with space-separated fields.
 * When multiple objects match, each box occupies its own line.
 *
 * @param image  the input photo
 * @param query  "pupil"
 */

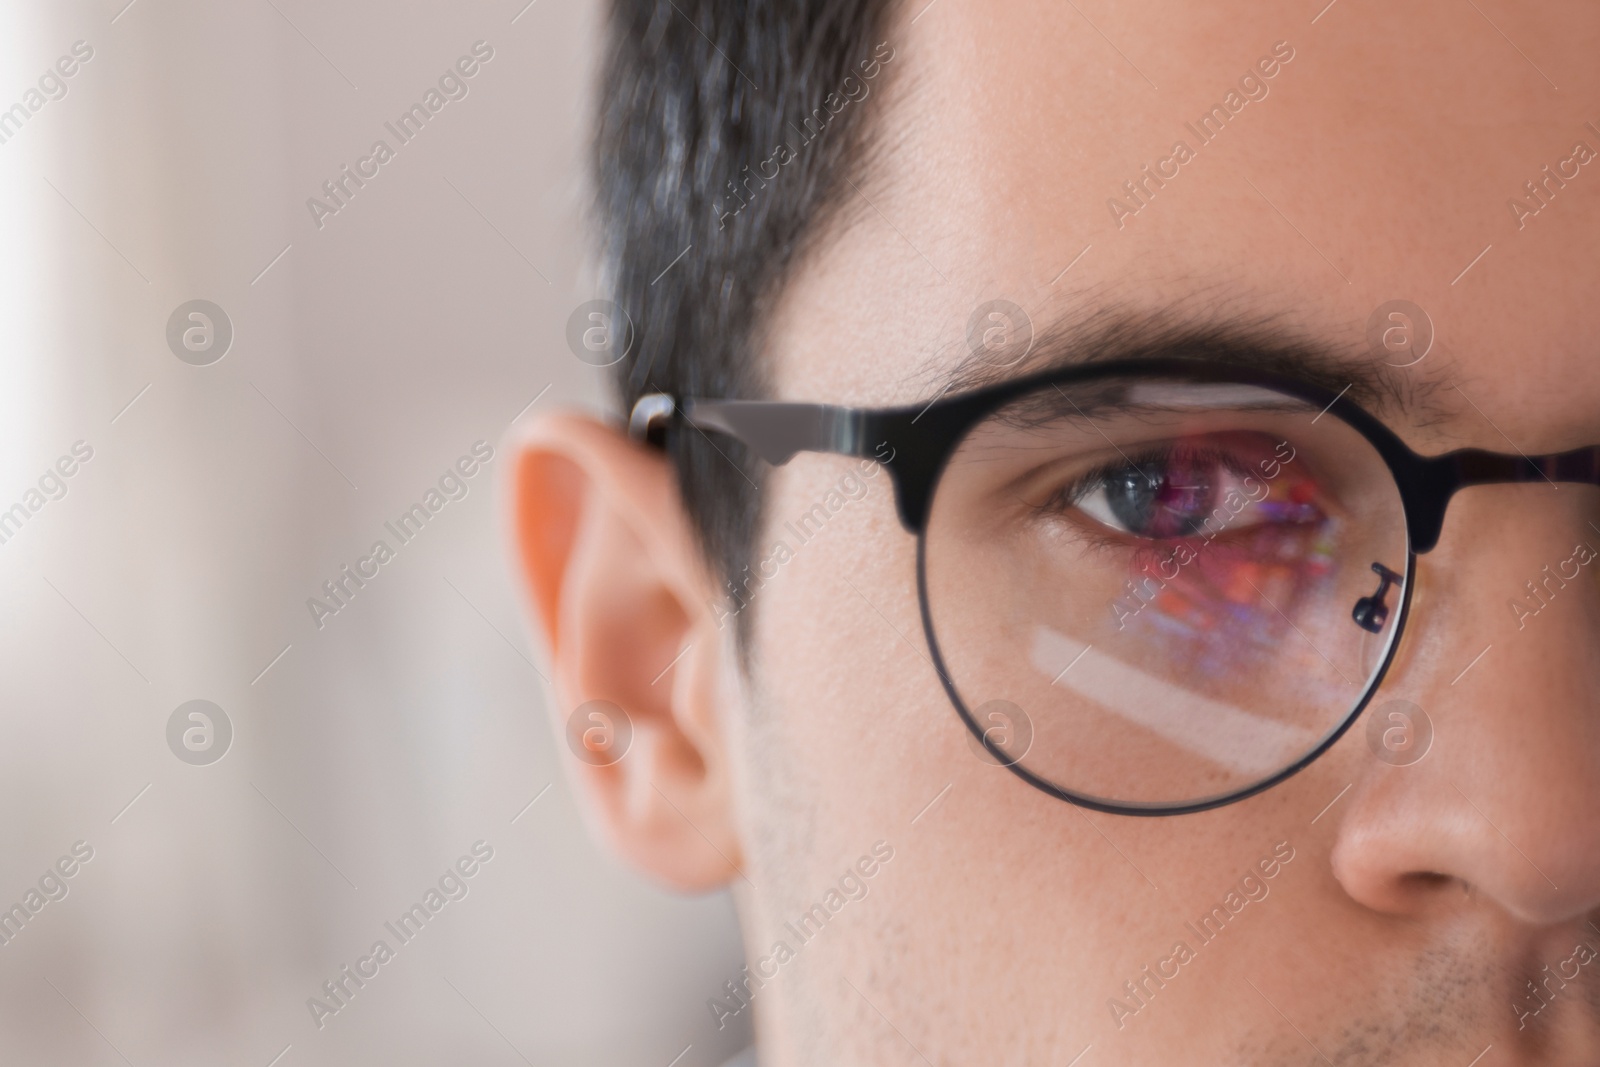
xmin=1105 ymin=461 xmax=1211 ymax=537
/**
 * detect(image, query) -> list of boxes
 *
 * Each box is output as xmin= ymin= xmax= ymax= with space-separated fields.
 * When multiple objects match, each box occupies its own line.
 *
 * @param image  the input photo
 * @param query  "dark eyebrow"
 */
xmin=925 ymin=303 xmax=1446 ymax=421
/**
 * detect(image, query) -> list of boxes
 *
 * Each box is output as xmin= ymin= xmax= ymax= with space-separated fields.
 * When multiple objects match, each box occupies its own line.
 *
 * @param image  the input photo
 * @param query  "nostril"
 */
xmin=1408 ymin=871 xmax=1455 ymax=890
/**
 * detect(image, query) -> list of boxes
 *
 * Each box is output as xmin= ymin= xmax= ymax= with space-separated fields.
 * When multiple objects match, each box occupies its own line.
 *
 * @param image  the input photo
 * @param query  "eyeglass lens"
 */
xmin=921 ymin=377 xmax=1410 ymax=810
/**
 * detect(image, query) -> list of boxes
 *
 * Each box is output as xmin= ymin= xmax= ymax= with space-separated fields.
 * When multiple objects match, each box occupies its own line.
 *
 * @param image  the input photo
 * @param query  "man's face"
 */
xmin=734 ymin=0 xmax=1600 ymax=1062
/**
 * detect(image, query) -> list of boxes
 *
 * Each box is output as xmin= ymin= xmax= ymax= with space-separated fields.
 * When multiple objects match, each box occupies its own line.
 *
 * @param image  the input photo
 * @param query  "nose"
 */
xmin=1330 ymin=488 xmax=1600 ymax=924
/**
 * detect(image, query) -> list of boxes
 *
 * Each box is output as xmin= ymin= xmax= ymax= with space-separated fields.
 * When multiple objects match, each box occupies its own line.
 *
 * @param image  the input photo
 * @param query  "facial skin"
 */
xmin=515 ymin=0 xmax=1600 ymax=1063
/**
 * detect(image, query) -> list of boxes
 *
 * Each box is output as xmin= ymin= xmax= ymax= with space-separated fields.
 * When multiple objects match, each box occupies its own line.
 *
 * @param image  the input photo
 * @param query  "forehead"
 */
xmin=770 ymin=0 xmax=1600 ymax=447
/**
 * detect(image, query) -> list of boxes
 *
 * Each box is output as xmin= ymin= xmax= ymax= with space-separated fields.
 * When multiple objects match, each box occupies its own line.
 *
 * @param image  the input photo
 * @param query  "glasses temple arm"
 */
xmin=629 ymin=394 xmax=871 ymax=465
xmin=1444 ymin=445 xmax=1600 ymax=486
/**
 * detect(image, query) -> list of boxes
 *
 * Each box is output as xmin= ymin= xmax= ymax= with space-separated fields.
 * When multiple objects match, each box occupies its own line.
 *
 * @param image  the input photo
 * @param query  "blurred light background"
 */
xmin=0 ymin=1 xmax=749 ymax=1063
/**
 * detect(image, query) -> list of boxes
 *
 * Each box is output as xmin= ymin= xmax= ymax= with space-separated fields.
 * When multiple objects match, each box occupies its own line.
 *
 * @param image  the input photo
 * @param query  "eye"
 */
xmin=1067 ymin=443 xmax=1320 ymax=541
xmin=1075 ymin=456 xmax=1218 ymax=538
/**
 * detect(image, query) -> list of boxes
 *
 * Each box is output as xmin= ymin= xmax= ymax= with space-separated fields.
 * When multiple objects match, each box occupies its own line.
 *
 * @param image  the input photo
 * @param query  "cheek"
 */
xmin=746 ymin=466 xmax=1134 ymax=1025
xmin=751 ymin=461 xmax=927 ymax=788
xmin=741 ymin=456 xmax=990 ymax=907
xmin=737 ymin=470 xmax=1288 ymax=1060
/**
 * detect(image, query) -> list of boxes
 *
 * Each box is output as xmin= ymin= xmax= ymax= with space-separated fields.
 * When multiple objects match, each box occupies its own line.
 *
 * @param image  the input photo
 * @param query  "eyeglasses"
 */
xmin=630 ymin=359 xmax=1600 ymax=816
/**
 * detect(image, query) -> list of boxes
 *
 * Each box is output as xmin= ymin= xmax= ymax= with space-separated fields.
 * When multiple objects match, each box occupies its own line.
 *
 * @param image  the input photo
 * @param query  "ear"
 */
xmin=510 ymin=411 xmax=743 ymax=892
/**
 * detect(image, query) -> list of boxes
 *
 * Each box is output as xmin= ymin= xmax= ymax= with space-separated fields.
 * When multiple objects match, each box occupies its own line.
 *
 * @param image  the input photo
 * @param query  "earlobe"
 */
xmin=509 ymin=412 xmax=744 ymax=892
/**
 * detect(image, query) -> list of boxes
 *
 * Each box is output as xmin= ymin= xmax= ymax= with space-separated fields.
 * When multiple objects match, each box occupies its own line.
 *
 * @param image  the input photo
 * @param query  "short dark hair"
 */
xmin=594 ymin=0 xmax=896 ymax=619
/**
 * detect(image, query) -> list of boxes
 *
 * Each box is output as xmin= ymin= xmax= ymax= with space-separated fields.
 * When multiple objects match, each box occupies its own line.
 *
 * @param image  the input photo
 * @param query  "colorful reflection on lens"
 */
xmin=1106 ymin=441 xmax=1339 ymax=679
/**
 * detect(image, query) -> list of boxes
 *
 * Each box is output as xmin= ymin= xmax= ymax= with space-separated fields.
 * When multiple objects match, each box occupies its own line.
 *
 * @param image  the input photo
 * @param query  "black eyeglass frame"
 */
xmin=631 ymin=358 xmax=1600 ymax=816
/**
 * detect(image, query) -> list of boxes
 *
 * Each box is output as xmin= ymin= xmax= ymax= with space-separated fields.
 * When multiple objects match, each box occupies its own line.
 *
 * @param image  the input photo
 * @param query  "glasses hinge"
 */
xmin=628 ymin=393 xmax=676 ymax=448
